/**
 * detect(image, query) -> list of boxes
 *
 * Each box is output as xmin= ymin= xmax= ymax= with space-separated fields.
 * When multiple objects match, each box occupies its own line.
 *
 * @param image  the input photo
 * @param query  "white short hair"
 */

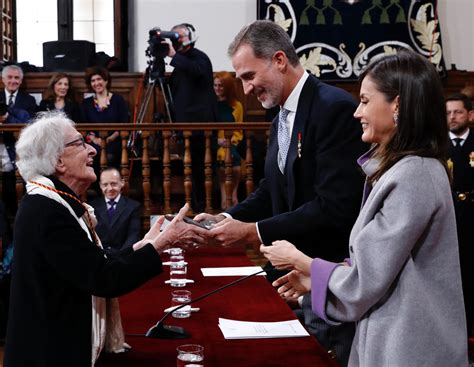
xmin=2 ymin=64 xmax=24 ymax=80
xmin=16 ymin=111 xmax=74 ymax=181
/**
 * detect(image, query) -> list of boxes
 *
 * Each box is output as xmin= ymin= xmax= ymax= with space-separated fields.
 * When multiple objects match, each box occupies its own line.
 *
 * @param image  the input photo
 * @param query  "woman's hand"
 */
xmin=272 ymin=270 xmax=311 ymax=300
xmin=139 ymin=203 xmax=210 ymax=253
xmin=260 ymin=240 xmax=312 ymax=274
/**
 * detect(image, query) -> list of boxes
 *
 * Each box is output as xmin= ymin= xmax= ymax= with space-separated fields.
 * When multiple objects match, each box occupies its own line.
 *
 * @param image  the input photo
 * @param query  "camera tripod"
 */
xmin=128 ymin=69 xmax=175 ymax=157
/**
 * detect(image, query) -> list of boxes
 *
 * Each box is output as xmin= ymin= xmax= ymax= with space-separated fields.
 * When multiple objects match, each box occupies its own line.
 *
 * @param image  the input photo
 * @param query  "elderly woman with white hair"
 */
xmin=4 ymin=112 xmax=208 ymax=367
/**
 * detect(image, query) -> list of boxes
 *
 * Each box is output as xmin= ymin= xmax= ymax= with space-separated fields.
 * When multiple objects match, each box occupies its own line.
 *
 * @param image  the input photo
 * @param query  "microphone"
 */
xmin=145 ymin=269 xmax=266 ymax=339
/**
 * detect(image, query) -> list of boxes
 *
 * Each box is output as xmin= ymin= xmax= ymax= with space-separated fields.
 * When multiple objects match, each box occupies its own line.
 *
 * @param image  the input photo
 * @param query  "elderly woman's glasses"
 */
xmin=64 ymin=136 xmax=86 ymax=149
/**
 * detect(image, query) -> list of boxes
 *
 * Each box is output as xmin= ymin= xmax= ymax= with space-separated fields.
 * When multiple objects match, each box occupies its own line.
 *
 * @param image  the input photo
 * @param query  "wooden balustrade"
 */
xmin=1 ymin=122 xmax=271 ymax=228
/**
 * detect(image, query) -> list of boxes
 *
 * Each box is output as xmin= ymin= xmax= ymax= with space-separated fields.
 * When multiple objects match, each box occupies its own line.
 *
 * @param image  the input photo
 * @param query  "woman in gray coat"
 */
xmin=261 ymin=49 xmax=468 ymax=366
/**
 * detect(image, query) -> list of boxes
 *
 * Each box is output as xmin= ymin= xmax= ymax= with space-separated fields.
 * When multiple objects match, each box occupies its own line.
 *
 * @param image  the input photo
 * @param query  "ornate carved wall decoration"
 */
xmin=258 ymin=0 xmax=446 ymax=81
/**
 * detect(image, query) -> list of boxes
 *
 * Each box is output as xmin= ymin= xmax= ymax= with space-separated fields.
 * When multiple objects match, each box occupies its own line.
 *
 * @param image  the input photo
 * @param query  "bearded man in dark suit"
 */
xmin=196 ymin=20 xmax=367 ymax=366
xmin=90 ymin=167 xmax=141 ymax=257
xmin=446 ymin=92 xmax=474 ymax=338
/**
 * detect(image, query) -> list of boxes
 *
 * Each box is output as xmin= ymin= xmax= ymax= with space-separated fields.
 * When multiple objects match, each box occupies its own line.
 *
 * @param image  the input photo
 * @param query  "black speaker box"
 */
xmin=43 ymin=40 xmax=96 ymax=72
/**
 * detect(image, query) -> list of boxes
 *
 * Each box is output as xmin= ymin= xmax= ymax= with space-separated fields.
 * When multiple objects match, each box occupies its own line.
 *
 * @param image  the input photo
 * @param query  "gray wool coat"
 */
xmin=311 ymin=155 xmax=468 ymax=367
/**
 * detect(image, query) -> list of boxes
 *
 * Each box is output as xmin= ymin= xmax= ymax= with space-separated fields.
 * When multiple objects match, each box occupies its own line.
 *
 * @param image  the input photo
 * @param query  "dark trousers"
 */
xmin=190 ymin=135 xmax=205 ymax=212
xmin=301 ymin=294 xmax=355 ymax=367
xmin=455 ymin=201 xmax=474 ymax=337
xmin=264 ymin=263 xmax=354 ymax=366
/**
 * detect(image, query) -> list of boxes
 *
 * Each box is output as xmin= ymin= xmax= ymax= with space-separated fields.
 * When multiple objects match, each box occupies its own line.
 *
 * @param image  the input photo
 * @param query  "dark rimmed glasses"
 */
xmin=64 ymin=136 xmax=86 ymax=149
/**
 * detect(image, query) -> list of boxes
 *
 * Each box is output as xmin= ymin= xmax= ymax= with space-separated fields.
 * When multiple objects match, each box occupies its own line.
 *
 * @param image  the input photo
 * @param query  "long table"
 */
xmin=96 ymin=247 xmax=339 ymax=367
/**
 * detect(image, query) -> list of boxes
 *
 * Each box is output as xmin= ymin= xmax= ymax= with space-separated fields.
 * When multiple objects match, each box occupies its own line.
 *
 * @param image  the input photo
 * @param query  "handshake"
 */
xmin=142 ymin=204 xmax=261 ymax=251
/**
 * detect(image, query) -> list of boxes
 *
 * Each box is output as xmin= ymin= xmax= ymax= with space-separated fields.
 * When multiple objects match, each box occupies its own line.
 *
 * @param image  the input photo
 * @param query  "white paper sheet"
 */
xmin=218 ymin=318 xmax=309 ymax=339
xmin=201 ymin=266 xmax=266 ymax=277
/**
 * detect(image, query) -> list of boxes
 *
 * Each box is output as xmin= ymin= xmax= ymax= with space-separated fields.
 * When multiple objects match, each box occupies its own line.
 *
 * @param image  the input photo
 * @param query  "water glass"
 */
xmin=176 ymin=344 xmax=204 ymax=367
xmin=171 ymin=290 xmax=192 ymax=318
xmin=168 ymin=247 xmax=183 ymax=256
xmin=170 ymin=261 xmax=187 ymax=287
xmin=170 ymin=252 xmax=185 ymax=264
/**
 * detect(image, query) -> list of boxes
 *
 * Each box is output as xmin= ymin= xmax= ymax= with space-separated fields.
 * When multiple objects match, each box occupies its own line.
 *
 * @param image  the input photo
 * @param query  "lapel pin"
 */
xmin=297 ymin=132 xmax=302 ymax=158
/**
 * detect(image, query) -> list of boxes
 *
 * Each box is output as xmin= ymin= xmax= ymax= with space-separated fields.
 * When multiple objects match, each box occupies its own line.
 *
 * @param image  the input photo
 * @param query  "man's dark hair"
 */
xmin=446 ymin=92 xmax=472 ymax=112
xmin=228 ymin=20 xmax=299 ymax=67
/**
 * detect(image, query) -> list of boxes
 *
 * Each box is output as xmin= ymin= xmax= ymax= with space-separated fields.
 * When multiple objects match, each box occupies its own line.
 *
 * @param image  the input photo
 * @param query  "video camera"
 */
xmin=145 ymin=27 xmax=180 ymax=80
xmin=147 ymin=27 xmax=179 ymax=60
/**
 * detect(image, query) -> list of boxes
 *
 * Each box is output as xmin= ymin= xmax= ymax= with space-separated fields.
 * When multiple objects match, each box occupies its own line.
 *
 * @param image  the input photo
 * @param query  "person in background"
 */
xmin=196 ymin=20 xmax=367 ymax=365
xmin=39 ymin=72 xmax=83 ymax=122
xmin=0 ymin=65 xmax=37 ymax=122
xmin=0 ymin=64 xmax=37 ymax=221
xmin=167 ymin=23 xmax=217 ymax=212
xmin=214 ymin=71 xmax=244 ymax=209
xmin=446 ymin=92 xmax=474 ymax=339
xmin=81 ymin=66 xmax=129 ymax=169
xmin=261 ymin=49 xmax=468 ymax=367
xmin=90 ymin=167 xmax=141 ymax=257
xmin=4 ymin=111 xmax=208 ymax=366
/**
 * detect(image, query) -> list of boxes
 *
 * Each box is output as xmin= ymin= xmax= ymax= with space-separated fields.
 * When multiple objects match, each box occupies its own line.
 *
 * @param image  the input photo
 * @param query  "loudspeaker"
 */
xmin=43 ymin=40 xmax=96 ymax=72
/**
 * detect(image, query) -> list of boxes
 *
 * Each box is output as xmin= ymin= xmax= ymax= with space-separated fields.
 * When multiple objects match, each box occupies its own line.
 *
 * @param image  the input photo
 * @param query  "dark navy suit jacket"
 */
xmin=91 ymin=196 xmax=141 ymax=256
xmin=228 ymin=75 xmax=367 ymax=262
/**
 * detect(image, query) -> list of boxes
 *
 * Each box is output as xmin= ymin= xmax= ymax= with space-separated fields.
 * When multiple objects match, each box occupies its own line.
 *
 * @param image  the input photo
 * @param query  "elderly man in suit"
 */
xmin=196 ymin=20 xmax=367 ymax=366
xmin=0 ymin=64 xmax=37 ymax=220
xmin=90 ymin=167 xmax=141 ymax=257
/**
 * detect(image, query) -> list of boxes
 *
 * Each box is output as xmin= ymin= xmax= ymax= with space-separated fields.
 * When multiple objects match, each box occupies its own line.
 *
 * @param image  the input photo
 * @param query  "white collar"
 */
xmin=5 ymin=89 xmax=17 ymax=99
xmin=282 ymin=71 xmax=309 ymax=113
xmin=105 ymin=194 xmax=121 ymax=204
xmin=449 ymin=129 xmax=469 ymax=141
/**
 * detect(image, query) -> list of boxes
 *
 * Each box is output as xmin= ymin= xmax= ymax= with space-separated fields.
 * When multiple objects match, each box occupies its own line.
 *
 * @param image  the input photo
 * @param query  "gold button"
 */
xmin=458 ymin=193 xmax=467 ymax=201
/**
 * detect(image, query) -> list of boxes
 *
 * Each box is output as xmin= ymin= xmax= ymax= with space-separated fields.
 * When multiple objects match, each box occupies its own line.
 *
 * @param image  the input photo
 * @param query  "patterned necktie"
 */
xmin=107 ymin=200 xmax=116 ymax=221
xmin=8 ymin=94 xmax=14 ymax=108
xmin=277 ymin=108 xmax=291 ymax=173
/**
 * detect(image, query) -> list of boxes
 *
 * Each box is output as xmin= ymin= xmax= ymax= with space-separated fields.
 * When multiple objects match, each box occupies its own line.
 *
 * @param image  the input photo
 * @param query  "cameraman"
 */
xmin=167 ymin=23 xmax=217 ymax=212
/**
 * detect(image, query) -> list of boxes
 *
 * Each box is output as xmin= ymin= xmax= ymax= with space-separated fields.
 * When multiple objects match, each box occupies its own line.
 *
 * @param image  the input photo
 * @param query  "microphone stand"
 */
xmin=146 ymin=269 xmax=266 ymax=339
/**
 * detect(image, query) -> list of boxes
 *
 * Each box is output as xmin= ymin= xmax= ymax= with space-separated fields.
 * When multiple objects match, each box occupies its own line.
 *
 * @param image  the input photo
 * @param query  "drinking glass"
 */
xmin=170 ymin=261 xmax=187 ymax=287
xmin=176 ymin=344 xmax=204 ymax=367
xmin=171 ymin=290 xmax=192 ymax=318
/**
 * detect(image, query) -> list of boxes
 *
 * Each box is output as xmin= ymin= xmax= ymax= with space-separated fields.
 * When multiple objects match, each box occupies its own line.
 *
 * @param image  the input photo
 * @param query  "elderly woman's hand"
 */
xmin=260 ymin=240 xmax=313 ymax=275
xmin=134 ymin=203 xmax=210 ymax=253
xmin=272 ymin=270 xmax=311 ymax=301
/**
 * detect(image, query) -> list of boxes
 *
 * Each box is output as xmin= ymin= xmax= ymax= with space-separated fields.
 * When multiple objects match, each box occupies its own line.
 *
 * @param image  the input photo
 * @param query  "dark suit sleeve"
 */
xmin=22 ymin=93 xmax=38 ymax=116
xmin=37 ymin=197 xmax=162 ymax=298
xmin=122 ymin=201 xmax=141 ymax=249
xmin=227 ymin=177 xmax=274 ymax=222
